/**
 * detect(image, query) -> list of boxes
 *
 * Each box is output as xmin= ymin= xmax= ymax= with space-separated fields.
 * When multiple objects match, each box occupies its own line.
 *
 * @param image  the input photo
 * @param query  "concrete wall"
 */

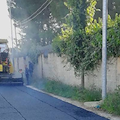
xmin=84 ymin=58 xmax=119 ymax=91
xmin=13 ymin=56 xmax=30 ymax=79
xmin=13 ymin=53 xmax=120 ymax=91
xmin=39 ymin=54 xmax=81 ymax=86
xmin=38 ymin=53 xmax=120 ymax=92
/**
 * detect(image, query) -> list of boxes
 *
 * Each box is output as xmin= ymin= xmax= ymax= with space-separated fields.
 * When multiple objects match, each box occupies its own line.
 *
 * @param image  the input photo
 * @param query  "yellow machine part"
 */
xmin=1 ymin=61 xmax=14 ymax=73
xmin=0 ymin=64 xmax=3 ymax=72
xmin=9 ymin=62 xmax=14 ymax=74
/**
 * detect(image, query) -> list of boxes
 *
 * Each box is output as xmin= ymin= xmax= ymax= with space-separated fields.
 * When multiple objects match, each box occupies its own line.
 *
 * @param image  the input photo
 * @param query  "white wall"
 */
xmin=38 ymin=53 xmax=120 ymax=92
xmin=14 ymin=54 xmax=120 ymax=91
xmin=41 ymin=53 xmax=81 ymax=86
xmin=14 ymin=56 xmax=30 ymax=79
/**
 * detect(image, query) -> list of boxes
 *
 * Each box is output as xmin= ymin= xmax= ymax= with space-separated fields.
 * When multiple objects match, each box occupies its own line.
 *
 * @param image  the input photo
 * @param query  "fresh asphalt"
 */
xmin=0 ymin=86 xmax=109 ymax=120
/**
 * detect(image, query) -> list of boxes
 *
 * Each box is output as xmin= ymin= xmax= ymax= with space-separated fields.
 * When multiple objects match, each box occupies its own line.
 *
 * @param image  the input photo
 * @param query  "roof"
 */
xmin=0 ymin=39 xmax=8 ymax=44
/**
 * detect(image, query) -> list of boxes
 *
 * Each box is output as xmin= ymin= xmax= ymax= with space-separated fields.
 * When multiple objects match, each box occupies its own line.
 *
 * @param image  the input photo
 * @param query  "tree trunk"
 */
xmin=81 ymin=69 xmax=84 ymax=89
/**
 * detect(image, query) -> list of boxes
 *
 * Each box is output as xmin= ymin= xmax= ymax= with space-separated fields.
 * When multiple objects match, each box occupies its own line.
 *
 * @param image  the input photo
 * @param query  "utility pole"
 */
xmin=14 ymin=23 xmax=19 ymax=71
xmin=14 ymin=23 xmax=18 ymax=47
xmin=9 ymin=0 xmax=14 ymax=65
xmin=102 ymin=0 xmax=108 ymax=100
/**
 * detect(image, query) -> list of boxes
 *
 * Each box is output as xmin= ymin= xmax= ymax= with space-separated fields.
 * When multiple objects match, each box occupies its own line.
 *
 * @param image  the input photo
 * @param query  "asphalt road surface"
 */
xmin=0 ymin=86 xmax=109 ymax=120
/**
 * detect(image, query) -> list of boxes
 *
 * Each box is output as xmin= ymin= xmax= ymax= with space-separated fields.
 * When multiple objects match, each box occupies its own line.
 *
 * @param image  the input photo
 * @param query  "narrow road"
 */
xmin=0 ymin=86 xmax=109 ymax=120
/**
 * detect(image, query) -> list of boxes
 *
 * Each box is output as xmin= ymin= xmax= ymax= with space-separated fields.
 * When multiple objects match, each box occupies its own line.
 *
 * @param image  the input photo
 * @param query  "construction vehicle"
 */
xmin=0 ymin=39 xmax=23 ymax=85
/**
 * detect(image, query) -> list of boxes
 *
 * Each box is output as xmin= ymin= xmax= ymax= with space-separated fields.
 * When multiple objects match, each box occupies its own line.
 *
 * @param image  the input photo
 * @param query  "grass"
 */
xmin=43 ymin=80 xmax=101 ymax=102
xmin=30 ymin=76 xmax=47 ymax=90
xmin=101 ymin=86 xmax=120 ymax=115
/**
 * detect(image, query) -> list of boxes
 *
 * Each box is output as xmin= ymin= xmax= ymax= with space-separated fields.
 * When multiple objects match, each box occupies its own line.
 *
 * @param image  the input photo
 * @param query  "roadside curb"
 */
xmin=26 ymin=85 xmax=120 ymax=120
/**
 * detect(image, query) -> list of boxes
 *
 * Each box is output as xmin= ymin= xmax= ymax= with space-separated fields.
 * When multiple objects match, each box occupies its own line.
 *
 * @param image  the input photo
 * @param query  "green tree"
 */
xmin=95 ymin=0 xmax=120 ymax=19
xmin=53 ymin=0 xmax=88 ymax=88
xmin=53 ymin=0 xmax=120 ymax=88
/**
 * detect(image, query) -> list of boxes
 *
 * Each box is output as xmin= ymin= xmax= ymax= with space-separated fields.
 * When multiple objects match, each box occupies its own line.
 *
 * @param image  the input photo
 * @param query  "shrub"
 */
xmin=101 ymin=86 xmax=120 ymax=115
xmin=78 ymin=85 xmax=101 ymax=101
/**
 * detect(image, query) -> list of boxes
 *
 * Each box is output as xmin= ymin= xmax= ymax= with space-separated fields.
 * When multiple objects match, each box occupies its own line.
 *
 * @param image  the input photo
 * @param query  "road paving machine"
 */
xmin=0 ymin=39 xmax=23 ymax=85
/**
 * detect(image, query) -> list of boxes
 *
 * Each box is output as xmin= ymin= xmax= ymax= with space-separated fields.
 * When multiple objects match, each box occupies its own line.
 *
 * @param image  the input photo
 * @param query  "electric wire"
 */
xmin=20 ymin=0 xmax=49 ymax=24
xmin=19 ymin=0 xmax=53 ymax=25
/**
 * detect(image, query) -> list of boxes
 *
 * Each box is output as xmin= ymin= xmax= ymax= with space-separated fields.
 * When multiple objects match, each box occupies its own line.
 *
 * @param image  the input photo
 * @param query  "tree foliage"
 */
xmin=95 ymin=0 xmax=120 ymax=19
xmin=53 ymin=0 xmax=92 ymax=74
xmin=52 ymin=0 xmax=120 ymax=75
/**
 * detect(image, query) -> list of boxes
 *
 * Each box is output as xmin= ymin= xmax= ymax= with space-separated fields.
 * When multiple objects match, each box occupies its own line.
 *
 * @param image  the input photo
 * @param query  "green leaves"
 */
xmin=53 ymin=0 xmax=120 ymax=75
xmin=101 ymin=86 xmax=120 ymax=115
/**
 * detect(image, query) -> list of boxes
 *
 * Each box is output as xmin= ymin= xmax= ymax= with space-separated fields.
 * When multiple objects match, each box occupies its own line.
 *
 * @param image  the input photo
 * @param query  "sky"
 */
xmin=0 ymin=0 xmax=11 ymax=47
